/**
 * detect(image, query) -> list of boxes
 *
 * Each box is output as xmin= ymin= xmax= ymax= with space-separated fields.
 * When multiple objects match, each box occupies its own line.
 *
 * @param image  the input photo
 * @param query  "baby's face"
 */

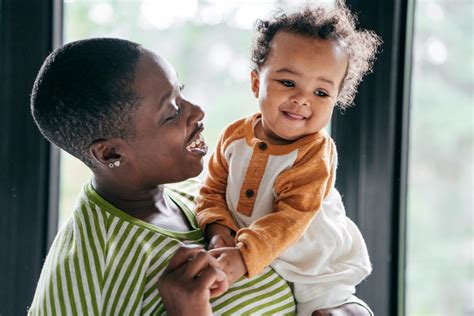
xmin=251 ymin=31 xmax=348 ymax=144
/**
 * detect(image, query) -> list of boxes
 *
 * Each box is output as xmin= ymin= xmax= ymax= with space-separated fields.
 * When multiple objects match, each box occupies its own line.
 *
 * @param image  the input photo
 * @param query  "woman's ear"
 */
xmin=89 ymin=139 xmax=123 ymax=168
xmin=250 ymin=70 xmax=260 ymax=98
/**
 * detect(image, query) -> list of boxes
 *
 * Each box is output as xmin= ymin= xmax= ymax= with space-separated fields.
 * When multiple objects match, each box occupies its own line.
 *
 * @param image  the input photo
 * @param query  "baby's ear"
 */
xmin=89 ymin=139 xmax=123 ymax=168
xmin=250 ymin=70 xmax=260 ymax=98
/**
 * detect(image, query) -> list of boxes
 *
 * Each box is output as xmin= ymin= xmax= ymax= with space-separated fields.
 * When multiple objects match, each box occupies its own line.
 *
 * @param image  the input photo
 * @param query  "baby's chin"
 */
xmin=265 ymin=130 xmax=301 ymax=145
xmin=261 ymin=121 xmax=312 ymax=144
xmin=274 ymin=128 xmax=312 ymax=141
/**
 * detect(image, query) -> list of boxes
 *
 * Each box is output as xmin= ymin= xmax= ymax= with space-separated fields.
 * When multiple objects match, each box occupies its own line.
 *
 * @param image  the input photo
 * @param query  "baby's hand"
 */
xmin=209 ymin=247 xmax=247 ymax=285
xmin=205 ymin=223 xmax=236 ymax=249
xmin=209 ymin=234 xmax=236 ymax=249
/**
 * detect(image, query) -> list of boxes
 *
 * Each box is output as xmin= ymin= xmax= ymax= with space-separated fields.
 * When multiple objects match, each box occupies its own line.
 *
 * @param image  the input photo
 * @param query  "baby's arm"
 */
xmin=196 ymin=128 xmax=240 ymax=245
xmin=237 ymin=138 xmax=337 ymax=277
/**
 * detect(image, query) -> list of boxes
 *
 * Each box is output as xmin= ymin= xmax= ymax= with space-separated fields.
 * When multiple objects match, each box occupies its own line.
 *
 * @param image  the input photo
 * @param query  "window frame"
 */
xmin=331 ymin=0 xmax=414 ymax=314
xmin=1 ymin=0 xmax=413 ymax=314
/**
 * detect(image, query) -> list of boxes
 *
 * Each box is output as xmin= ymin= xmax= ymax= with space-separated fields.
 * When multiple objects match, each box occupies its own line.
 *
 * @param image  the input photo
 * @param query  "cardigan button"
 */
xmin=245 ymin=189 xmax=254 ymax=198
xmin=258 ymin=142 xmax=268 ymax=151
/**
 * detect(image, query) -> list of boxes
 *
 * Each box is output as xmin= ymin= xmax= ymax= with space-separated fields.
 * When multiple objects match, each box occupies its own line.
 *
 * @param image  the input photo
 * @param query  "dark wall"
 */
xmin=0 ymin=1 xmax=54 ymax=314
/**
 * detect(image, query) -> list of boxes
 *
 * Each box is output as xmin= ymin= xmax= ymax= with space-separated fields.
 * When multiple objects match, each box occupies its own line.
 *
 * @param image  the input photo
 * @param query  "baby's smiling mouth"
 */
xmin=186 ymin=133 xmax=208 ymax=155
xmin=282 ymin=111 xmax=306 ymax=120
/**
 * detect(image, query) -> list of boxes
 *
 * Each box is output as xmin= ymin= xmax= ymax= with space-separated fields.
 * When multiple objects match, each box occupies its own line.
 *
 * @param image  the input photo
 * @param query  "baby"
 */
xmin=196 ymin=2 xmax=381 ymax=315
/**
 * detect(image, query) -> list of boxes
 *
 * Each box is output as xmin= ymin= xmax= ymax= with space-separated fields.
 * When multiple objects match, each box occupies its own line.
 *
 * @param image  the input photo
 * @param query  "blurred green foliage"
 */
xmin=406 ymin=1 xmax=473 ymax=315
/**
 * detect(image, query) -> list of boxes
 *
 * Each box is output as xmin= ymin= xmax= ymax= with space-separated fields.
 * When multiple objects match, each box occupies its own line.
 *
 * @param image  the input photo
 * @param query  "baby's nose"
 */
xmin=290 ymin=90 xmax=311 ymax=107
xmin=291 ymin=96 xmax=310 ymax=107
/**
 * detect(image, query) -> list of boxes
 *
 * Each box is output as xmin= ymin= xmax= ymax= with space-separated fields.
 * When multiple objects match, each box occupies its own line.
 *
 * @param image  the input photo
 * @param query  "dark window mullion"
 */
xmin=332 ymin=0 xmax=414 ymax=315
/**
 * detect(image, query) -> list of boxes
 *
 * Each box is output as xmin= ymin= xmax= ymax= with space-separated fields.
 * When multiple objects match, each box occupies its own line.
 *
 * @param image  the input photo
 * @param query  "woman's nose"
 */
xmin=185 ymin=101 xmax=205 ymax=125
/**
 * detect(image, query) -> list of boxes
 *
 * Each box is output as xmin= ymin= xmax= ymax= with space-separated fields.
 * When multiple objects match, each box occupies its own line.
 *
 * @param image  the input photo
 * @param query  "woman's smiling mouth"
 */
xmin=186 ymin=133 xmax=208 ymax=156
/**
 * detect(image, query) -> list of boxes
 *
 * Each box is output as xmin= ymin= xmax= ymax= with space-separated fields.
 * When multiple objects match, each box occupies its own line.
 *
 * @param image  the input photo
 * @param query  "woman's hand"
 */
xmin=157 ymin=245 xmax=229 ymax=316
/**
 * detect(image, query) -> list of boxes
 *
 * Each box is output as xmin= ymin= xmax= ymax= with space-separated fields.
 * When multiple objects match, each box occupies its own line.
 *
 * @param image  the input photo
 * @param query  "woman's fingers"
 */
xmin=184 ymin=249 xmax=221 ymax=279
xmin=197 ymin=265 xmax=229 ymax=298
xmin=160 ymin=244 xmax=229 ymax=300
xmin=164 ymin=245 xmax=204 ymax=272
xmin=157 ymin=246 xmax=217 ymax=316
xmin=209 ymin=269 xmax=229 ymax=298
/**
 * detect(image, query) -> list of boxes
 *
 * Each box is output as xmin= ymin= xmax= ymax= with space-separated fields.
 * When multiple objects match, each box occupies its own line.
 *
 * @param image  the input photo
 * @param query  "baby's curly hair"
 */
xmin=251 ymin=1 xmax=381 ymax=108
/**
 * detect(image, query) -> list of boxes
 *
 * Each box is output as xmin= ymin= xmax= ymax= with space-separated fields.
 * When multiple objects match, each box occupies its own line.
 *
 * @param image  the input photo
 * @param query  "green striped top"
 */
xmin=29 ymin=180 xmax=295 ymax=315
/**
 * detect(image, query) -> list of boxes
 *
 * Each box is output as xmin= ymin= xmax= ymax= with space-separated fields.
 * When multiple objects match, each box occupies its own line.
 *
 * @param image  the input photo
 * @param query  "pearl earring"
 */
xmin=108 ymin=160 xmax=121 ymax=168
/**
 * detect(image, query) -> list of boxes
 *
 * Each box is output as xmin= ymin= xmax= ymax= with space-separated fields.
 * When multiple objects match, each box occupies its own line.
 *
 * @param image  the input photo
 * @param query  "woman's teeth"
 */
xmin=186 ymin=133 xmax=208 ymax=153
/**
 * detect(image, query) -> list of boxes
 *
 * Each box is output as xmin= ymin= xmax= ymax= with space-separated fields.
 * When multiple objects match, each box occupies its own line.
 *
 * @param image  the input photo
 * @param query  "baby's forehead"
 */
xmin=267 ymin=32 xmax=347 ymax=64
xmin=270 ymin=32 xmax=340 ymax=53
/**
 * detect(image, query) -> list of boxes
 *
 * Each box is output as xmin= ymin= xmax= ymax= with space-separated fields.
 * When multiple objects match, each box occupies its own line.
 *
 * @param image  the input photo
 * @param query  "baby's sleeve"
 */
xmin=196 ymin=126 xmax=240 ymax=234
xmin=236 ymin=137 xmax=337 ymax=277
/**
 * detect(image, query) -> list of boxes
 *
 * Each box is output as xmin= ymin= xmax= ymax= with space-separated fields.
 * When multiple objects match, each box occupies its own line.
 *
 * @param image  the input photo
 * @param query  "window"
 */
xmin=2 ymin=0 xmax=427 ymax=314
xmin=406 ymin=1 xmax=473 ymax=314
xmin=56 ymin=0 xmax=474 ymax=313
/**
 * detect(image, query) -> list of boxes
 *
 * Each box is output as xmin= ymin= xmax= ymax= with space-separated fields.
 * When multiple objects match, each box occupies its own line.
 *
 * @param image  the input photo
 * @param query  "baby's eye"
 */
xmin=278 ymin=80 xmax=295 ymax=87
xmin=314 ymin=89 xmax=329 ymax=97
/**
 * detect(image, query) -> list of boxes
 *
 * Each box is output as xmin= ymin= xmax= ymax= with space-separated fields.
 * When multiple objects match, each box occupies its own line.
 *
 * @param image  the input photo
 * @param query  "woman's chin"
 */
xmin=182 ymin=163 xmax=204 ymax=181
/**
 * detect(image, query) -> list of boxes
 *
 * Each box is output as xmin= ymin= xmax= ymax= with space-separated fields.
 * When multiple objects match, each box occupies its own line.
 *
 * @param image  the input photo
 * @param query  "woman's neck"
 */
xmin=91 ymin=174 xmax=193 ymax=232
xmin=91 ymin=175 xmax=165 ymax=215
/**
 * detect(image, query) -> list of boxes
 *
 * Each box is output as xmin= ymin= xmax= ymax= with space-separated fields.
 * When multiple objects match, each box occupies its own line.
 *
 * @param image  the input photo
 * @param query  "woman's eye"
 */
xmin=173 ymin=107 xmax=181 ymax=118
xmin=314 ymin=90 xmax=329 ymax=97
xmin=279 ymin=80 xmax=295 ymax=87
xmin=165 ymin=107 xmax=180 ymax=121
